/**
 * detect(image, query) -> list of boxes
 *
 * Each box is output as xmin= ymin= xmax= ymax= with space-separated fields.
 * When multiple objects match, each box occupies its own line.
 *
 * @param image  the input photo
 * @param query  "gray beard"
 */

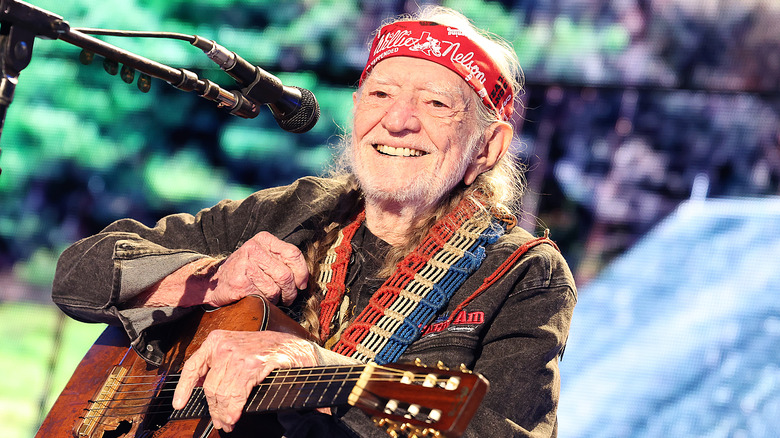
xmin=348 ymin=144 xmax=472 ymax=211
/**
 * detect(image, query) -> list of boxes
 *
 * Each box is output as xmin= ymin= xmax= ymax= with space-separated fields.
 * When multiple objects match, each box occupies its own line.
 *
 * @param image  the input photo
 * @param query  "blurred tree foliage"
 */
xmin=1 ymin=0 xmax=778 ymax=293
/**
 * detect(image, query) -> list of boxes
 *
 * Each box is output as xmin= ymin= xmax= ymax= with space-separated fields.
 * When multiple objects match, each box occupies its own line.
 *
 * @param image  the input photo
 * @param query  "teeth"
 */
xmin=375 ymin=144 xmax=425 ymax=157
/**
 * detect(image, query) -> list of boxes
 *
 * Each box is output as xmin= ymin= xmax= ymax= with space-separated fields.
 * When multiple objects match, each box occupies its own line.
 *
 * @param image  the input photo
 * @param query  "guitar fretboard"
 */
xmin=169 ymin=365 xmax=363 ymax=420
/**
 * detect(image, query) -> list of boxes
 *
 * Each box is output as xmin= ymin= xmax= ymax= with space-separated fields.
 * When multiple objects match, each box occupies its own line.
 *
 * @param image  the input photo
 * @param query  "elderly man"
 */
xmin=52 ymin=6 xmax=576 ymax=438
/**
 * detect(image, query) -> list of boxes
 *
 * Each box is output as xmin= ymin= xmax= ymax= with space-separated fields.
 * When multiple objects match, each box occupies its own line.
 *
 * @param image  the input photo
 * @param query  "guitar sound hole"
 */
xmin=101 ymin=420 xmax=132 ymax=437
xmin=142 ymin=377 xmax=178 ymax=430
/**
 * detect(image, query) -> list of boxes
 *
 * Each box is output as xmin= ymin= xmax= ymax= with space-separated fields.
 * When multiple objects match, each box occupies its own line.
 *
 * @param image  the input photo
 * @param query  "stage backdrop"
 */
xmin=0 ymin=0 xmax=778 ymax=437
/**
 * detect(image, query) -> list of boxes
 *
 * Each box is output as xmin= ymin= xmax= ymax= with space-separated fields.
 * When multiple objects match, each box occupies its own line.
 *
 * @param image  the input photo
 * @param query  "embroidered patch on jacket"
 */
xmin=421 ymin=310 xmax=485 ymax=336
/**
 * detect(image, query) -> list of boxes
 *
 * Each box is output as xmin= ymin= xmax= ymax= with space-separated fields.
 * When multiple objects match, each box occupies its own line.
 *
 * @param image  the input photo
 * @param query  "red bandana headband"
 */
xmin=360 ymin=21 xmax=514 ymax=121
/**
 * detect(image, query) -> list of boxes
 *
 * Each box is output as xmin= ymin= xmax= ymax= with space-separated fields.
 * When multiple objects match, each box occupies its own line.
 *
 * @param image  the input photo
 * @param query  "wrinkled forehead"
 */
xmin=362 ymin=57 xmax=473 ymax=102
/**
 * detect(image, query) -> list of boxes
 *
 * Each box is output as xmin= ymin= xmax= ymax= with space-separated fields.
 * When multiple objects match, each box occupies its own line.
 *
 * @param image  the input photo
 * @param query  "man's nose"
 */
xmin=381 ymin=96 xmax=421 ymax=133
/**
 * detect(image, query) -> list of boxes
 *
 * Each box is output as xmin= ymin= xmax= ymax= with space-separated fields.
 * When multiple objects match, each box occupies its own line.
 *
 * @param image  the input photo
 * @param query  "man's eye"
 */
xmin=371 ymin=90 xmax=389 ymax=98
xmin=430 ymin=100 xmax=448 ymax=108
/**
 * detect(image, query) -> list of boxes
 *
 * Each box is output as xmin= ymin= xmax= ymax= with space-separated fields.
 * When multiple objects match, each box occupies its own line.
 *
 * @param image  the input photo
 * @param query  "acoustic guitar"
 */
xmin=36 ymin=295 xmax=488 ymax=437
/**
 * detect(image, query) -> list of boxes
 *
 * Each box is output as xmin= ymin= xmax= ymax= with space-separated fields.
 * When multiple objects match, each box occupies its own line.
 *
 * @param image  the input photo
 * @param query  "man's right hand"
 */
xmin=127 ymin=231 xmax=309 ymax=309
xmin=206 ymin=231 xmax=309 ymax=307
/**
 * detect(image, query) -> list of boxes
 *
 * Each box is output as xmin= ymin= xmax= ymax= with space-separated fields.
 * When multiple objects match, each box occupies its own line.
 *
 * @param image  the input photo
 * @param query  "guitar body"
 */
xmin=36 ymin=296 xmax=309 ymax=438
xmin=38 ymin=295 xmax=488 ymax=438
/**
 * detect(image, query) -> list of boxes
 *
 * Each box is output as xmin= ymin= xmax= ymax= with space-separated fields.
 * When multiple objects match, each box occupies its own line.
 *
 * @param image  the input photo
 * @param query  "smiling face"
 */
xmin=350 ymin=57 xmax=485 ymax=212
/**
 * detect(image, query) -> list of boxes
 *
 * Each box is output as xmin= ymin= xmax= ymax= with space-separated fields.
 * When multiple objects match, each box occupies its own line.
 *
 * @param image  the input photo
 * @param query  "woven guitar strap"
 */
xmin=316 ymin=192 xmax=512 ymax=365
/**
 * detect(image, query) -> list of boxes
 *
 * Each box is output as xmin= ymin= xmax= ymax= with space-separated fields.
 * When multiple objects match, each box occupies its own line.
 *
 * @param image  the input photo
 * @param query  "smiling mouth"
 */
xmin=374 ymin=144 xmax=426 ymax=157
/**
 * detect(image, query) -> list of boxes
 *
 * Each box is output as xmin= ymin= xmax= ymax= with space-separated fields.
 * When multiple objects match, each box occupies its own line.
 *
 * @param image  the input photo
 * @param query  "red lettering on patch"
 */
xmin=421 ymin=311 xmax=485 ymax=336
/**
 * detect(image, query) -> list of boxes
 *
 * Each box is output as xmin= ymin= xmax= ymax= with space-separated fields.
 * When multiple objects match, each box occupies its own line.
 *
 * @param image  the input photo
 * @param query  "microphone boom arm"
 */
xmin=0 ymin=0 xmax=262 ymax=175
xmin=58 ymin=28 xmax=261 ymax=118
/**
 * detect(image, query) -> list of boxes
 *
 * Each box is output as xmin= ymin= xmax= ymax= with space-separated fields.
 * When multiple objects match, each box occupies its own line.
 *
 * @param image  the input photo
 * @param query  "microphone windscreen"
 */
xmin=273 ymin=87 xmax=320 ymax=133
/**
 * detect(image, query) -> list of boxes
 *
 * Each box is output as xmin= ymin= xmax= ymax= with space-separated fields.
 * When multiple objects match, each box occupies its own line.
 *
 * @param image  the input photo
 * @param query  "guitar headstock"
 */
xmin=348 ymin=360 xmax=488 ymax=438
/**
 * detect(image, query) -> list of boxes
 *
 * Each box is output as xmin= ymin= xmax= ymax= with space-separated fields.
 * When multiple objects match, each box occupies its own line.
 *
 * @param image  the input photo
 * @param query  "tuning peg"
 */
xmin=409 ymin=427 xmax=440 ymax=438
xmin=459 ymin=363 xmax=472 ymax=374
xmin=374 ymin=418 xmax=400 ymax=438
xmin=436 ymin=361 xmax=449 ymax=370
xmin=414 ymin=358 xmax=426 ymax=367
xmin=384 ymin=399 xmax=399 ymax=414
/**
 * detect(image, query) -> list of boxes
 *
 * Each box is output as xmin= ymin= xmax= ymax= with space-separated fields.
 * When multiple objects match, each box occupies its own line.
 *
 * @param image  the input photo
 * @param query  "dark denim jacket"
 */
xmin=52 ymin=176 xmax=577 ymax=438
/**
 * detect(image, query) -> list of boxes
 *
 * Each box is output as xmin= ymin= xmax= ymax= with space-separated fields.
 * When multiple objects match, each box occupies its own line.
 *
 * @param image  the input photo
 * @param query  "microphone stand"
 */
xmin=0 ymin=0 xmax=262 ymax=176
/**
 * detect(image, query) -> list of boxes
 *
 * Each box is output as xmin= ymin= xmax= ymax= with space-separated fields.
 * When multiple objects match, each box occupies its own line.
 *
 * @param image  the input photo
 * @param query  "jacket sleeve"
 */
xmin=466 ymin=242 xmax=576 ymax=437
xmin=51 ymin=177 xmax=344 ymax=364
xmin=52 ymin=194 xmax=262 ymax=364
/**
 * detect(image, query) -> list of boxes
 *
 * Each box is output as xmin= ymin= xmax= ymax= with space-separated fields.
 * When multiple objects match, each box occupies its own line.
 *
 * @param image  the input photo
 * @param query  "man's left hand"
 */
xmin=171 ymin=329 xmax=319 ymax=432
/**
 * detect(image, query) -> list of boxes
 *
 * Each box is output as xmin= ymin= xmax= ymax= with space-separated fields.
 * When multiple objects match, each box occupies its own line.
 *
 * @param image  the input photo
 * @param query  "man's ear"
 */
xmin=463 ymin=121 xmax=513 ymax=185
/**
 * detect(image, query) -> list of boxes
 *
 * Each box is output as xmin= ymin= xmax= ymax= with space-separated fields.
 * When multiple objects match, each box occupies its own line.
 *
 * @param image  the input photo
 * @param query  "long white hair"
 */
xmin=333 ymin=5 xmax=527 ymax=212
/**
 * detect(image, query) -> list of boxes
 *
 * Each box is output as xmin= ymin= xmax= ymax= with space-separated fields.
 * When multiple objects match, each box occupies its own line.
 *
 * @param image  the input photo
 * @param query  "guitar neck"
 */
xmin=170 ymin=364 xmax=363 ymax=419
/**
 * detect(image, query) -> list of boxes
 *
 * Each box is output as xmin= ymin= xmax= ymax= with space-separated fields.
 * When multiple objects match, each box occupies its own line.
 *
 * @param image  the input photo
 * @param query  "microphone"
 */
xmin=191 ymin=37 xmax=320 ymax=133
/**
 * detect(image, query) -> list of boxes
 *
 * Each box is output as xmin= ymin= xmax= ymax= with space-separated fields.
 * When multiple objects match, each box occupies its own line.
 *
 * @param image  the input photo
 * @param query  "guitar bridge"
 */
xmin=77 ymin=366 xmax=129 ymax=437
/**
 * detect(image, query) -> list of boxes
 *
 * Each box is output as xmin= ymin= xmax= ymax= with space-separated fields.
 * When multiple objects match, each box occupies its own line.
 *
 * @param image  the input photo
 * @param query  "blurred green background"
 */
xmin=1 ymin=0 xmax=779 ymax=437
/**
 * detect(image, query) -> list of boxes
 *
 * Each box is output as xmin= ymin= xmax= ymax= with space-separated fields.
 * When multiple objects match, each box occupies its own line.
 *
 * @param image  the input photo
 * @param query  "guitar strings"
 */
xmin=80 ymin=379 xmax=394 ymax=423
xmin=80 ymin=382 xmax=431 ymax=428
xmin=87 ymin=373 xmax=375 ymax=403
xmin=79 ymin=366 xmax=451 ymax=423
xmin=80 ymin=385 xmax=397 ymax=432
xmin=85 ymin=372 xmax=412 ymax=408
xmin=93 ymin=364 xmax=429 ymax=396
xmin=107 ymin=364 xmax=414 ymax=380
